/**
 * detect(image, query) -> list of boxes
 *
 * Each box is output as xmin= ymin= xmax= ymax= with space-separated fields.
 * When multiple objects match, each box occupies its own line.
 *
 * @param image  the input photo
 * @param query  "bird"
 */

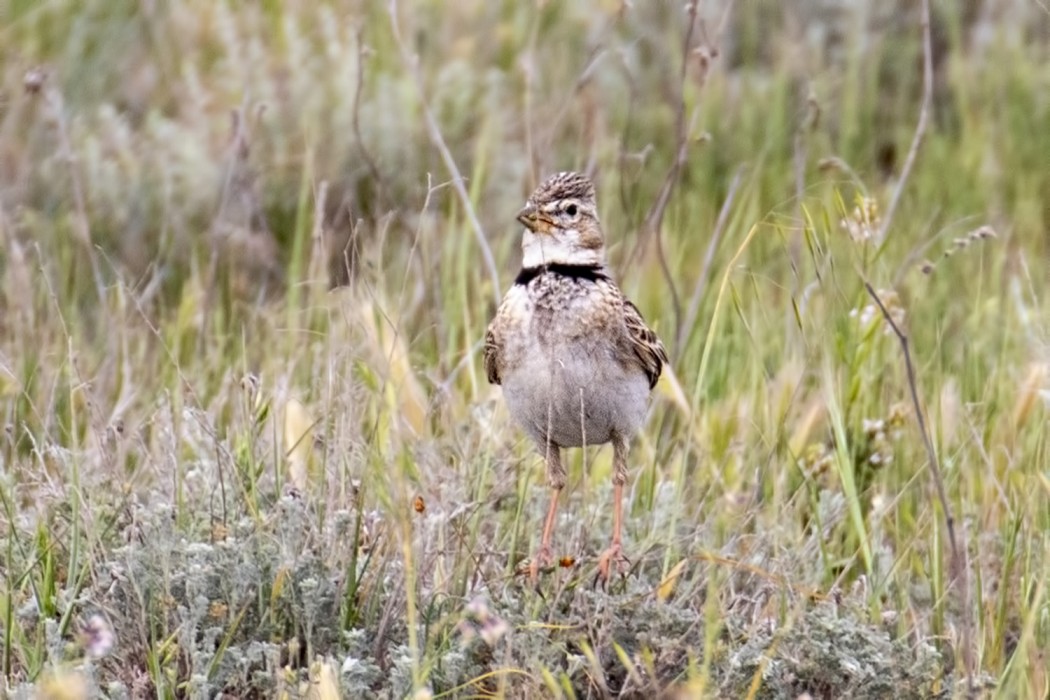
xmin=484 ymin=171 xmax=667 ymax=584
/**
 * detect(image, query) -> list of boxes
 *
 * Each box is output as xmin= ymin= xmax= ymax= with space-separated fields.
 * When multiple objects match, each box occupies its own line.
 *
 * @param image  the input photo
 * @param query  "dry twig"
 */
xmin=877 ymin=0 xmax=933 ymax=242
xmin=352 ymin=25 xmax=388 ymax=207
xmin=388 ymin=0 xmax=501 ymax=305
xmin=629 ymin=3 xmax=709 ymax=332
xmin=32 ymin=74 xmax=107 ymax=303
xmin=862 ymin=1 xmax=972 ymax=682
xmin=864 ymin=282 xmax=973 ymax=686
xmin=677 ymin=166 xmax=743 ymax=351
xmin=791 ymin=88 xmax=820 ymax=280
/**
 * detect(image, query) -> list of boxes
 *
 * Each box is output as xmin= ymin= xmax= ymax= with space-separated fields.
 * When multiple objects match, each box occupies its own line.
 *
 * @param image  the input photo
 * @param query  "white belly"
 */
xmin=501 ymin=343 xmax=650 ymax=448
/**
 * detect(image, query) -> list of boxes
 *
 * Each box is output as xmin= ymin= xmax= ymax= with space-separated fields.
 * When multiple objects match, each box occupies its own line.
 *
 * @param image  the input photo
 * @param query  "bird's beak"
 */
xmin=516 ymin=202 xmax=540 ymax=231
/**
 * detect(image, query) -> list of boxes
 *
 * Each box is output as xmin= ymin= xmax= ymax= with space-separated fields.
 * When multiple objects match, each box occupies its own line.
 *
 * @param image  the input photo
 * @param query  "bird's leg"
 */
xmin=596 ymin=432 xmax=631 ymax=585
xmin=529 ymin=444 xmax=564 ymax=582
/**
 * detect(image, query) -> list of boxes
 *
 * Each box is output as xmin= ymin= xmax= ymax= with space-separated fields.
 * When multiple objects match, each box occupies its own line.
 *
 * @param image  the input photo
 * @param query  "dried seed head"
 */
xmin=24 ymin=67 xmax=47 ymax=94
xmin=241 ymin=373 xmax=260 ymax=396
xmin=841 ymin=197 xmax=882 ymax=244
xmin=922 ymin=224 xmax=999 ymax=274
xmin=80 ymin=613 xmax=116 ymax=658
xmin=851 ymin=288 xmax=905 ymax=335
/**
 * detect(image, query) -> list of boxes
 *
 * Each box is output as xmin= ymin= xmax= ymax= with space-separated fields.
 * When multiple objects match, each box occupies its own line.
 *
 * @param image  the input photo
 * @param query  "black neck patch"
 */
xmin=514 ymin=263 xmax=609 ymax=286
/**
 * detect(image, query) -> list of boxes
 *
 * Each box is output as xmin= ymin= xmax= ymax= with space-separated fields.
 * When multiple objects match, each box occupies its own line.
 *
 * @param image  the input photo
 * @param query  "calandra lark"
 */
xmin=484 ymin=171 xmax=667 ymax=584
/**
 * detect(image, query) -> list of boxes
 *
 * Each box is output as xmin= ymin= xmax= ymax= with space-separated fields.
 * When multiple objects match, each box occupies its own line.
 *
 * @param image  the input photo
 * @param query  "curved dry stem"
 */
xmin=863 ymin=280 xmax=973 ymax=686
xmin=388 ymin=0 xmax=502 ymax=306
xmin=876 ymin=0 xmax=933 ymax=242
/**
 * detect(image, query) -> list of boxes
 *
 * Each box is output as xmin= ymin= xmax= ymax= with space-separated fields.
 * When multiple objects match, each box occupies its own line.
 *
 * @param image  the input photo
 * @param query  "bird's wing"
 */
xmin=483 ymin=318 xmax=503 ymax=385
xmin=622 ymin=298 xmax=668 ymax=389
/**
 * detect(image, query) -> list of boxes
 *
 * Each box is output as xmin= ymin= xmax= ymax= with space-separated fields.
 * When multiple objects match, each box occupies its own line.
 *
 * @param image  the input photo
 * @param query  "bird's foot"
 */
xmin=594 ymin=542 xmax=629 ymax=588
xmin=524 ymin=543 xmax=555 ymax=583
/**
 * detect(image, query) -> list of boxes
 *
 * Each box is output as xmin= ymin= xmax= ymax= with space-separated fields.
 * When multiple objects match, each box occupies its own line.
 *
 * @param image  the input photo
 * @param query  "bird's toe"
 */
xmin=594 ymin=542 xmax=630 ymax=588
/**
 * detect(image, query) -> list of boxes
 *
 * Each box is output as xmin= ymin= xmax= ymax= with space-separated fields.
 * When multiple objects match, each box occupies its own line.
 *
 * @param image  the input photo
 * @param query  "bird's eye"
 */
xmin=565 ymin=204 xmax=578 ymax=217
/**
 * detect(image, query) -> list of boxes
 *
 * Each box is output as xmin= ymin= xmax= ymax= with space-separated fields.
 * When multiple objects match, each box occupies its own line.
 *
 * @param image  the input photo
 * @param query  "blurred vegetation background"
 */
xmin=0 ymin=0 xmax=1048 ymax=697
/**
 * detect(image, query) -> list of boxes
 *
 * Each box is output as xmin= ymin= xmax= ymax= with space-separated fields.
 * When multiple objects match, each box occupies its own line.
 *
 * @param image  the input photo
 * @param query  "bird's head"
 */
xmin=517 ymin=171 xmax=605 ymax=268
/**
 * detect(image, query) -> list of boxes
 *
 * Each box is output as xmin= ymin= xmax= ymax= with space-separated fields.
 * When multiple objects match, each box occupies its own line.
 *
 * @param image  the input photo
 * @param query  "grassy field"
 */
xmin=1 ymin=0 xmax=1048 ymax=697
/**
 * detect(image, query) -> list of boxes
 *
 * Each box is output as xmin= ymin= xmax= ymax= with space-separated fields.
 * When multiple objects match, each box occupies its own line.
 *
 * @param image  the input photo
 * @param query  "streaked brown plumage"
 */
xmin=484 ymin=171 xmax=667 ymax=583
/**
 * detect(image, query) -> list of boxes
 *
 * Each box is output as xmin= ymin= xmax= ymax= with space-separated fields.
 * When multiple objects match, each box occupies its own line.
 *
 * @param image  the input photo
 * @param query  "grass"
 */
xmin=1 ymin=0 xmax=1048 ymax=697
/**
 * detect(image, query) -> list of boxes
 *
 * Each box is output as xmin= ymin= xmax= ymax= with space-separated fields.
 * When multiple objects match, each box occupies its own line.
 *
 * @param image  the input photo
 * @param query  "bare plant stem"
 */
xmin=859 ymin=0 xmax=971 ymax=675
xmin=791 ymin=89 xmax=819 ymax=281
xmin=352 ymin=25 xmax=388 ymax=208
xmin=864 ymin=282 xmax=973 ymax=686
xmin=640 ymin=3 xmax=701 ymax=247
xmin=861 ymin=0 xmax=971 ymax=680
xmin=44 ymin=86 xmax=106 ymax=304
xmin=877 ymin=0 xmax=933 ymax=242
xmin=203 ymin=104 xmax=252 ymax=335
xmin=630 ymin=3 xmax=706 ymax=334
xmin=388 ymin=0 xmax=501 ymax=306
xmin=677 ymin=167 xmax=743 ymax=351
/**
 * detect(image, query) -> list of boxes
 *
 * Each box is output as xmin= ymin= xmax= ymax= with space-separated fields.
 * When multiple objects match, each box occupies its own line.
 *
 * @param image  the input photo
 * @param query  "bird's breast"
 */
xmin=496 ymin=280 xmax=650 ymax=447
